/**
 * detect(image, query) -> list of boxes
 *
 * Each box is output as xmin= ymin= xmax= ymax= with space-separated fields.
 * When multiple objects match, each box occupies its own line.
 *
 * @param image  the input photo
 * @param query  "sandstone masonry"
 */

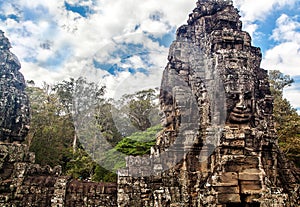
xmin=0 ymin=143 xmax=117 ymax=206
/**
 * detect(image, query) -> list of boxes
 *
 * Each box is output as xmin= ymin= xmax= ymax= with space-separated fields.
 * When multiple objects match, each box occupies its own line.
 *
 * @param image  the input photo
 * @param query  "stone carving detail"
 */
xmin=0 ymin=30 xmax=30 ymax=143
xmin=117 ymin=0 xmax=300 ymax=206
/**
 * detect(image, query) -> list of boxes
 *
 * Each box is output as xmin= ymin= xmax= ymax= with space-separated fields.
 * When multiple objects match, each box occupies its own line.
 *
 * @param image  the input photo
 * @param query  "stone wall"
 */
xmin=0 ymin=143 xmax=117 ymax=207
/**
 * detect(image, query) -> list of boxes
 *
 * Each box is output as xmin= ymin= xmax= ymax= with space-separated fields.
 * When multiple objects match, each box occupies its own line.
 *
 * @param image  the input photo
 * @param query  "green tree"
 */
xmin=92 ymin=165 xmax=117 ymax=182
xmin=269 ymin=70 xmax=300 ymax=167
xmin=115 ymin=124 xmax=161 ymax=156
xmin=27 ymin=81 xmax=162 ymax=181
xmin=94 ymin=99 xmax=123 ymax=146
xmin=26 ymin=82 xmax=74 ymax=170
xmin=66 ymin=148 xmax=96 ymax=180
xmin=96 ymin=124 xmax=162 ymax=178
xmin=53 ymin=77 xmax=106 ymax=152
xmin=269 ymin=70 xmax=294 ymax=93
xmin=116 ymin=88 xmax=160 ymax=135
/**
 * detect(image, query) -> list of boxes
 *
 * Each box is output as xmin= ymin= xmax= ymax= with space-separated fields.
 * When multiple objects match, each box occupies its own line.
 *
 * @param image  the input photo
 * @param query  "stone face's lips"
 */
xmin=229 ymin=107 xmax=252 ymax=123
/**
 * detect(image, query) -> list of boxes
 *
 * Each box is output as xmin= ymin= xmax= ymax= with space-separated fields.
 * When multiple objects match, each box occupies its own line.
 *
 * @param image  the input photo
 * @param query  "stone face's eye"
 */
xmin=228 ymin=93 xmax=239 ymax=100
xmin=244 ymin=91 xmax=252 ymax=99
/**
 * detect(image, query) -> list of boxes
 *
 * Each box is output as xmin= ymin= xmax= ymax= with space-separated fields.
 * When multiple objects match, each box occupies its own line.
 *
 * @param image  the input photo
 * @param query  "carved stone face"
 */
xmin=228 ymin=90 xmax=252 ymax=123
xmin=223 ymin=63 xmax=254 ymax=124
xmin=162 ymin=106 xmax=174 ymax=127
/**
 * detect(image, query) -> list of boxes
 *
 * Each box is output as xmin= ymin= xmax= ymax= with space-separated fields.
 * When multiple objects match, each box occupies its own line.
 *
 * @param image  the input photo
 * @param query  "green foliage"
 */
xmin=97 ymin=148 xmax=126 ymax=174
xmin=66 ymin=148 xmax=95 ymax=180
xmin=115 ymin=124 xmax=162 ymax=156
xmin=118 ymin=88 xmax=160 ymax=133
xmin=92 ymin=165 xmax=117 ymax=182
xmin=66 ymin=148 xmax=117 ymax=182
xmin=53 ymin=77 xmax=107 ymax=150
xmin=26 ymin=83 xmax=74 ymax=171
xmin=269 ymin=70 xmax=300 ymax=167
xmin=65 ymin=125 xmax=162 ymax=182
xmin=269 ymin=70 xmax=294 ymax=93
xmin=95 ymin=100 xmax=123 ymax=146
xmin=26 ymin=80 xmax=161 ymax=181
xmin=94 ymin=124 xmax=162 ymax=178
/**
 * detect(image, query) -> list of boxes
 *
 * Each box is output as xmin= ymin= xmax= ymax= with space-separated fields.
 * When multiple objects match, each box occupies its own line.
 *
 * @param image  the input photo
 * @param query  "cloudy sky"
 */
xmin=0 ymin=0 xmax=299 ymax=111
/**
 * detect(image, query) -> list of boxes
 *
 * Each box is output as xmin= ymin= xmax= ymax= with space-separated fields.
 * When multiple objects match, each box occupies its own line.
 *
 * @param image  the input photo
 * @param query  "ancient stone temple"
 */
xmin=0 ymin=0 xmax=299 ymax=206
xmin=117 ymin=0 xmax=300 ymax=206
xmin=0 ymin=31 xmax=30 ymax=143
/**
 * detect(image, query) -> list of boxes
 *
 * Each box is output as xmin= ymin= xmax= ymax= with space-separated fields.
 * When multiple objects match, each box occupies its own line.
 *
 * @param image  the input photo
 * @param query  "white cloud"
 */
xmin=262 ymin=42 xmax=300 ymax=76
xmin=233 ymin=0 xmax=296 ymax=22
xmin=284 ymin=83 xmax=300 ymax=111
xmin=20 ymin=62 xmax=64 ymax=85
xmin=271 ymin=14 xmax=300 ymax=43
xmin=124 ymin=56 xmax=146 ymax=69
xmin=103 ymin=68 xmax=164 ymax=100
xmin=1 ymin=0 xmax=182 ymax=90
xmin=261 ymin=14 xmax=300 ymax=76
xmin=232 ymin=0 xmax=297 ymax=38
xmin=261 ymin=13 xmax=300 ymax=112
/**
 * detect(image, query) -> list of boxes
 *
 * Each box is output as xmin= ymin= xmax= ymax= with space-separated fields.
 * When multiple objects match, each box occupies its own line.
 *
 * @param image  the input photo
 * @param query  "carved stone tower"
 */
xmin=117 ymin=0 xmax=300 ymax=206
xmin=0 ymin=30 xmax=30 ymax=143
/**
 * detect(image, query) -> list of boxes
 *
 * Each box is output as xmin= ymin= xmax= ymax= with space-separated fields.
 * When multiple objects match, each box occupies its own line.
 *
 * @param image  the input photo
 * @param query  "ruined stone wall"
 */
xmin=117 ymin=0 xmax=300 ymax=206
xmin=0 ymin=143 xmax=117 ymax=207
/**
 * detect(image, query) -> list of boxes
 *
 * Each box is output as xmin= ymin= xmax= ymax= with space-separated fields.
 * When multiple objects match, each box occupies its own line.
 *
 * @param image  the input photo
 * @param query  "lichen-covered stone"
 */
xmin=0 ymin=30 xmax=30 ymax=143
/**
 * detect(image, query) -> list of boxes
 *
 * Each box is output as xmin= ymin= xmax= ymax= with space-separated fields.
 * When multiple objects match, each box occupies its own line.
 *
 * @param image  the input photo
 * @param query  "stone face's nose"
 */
xmin=235 ymin=94 xmax=248 ymax=110
xmin=236 ymin=104 xmax=247 ymax=110
xmin=228 ymin=93 xmax=252 ymax=123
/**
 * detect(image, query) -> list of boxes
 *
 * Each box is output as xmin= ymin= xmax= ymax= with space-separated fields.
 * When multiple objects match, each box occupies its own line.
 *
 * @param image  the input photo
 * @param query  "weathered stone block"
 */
xmin=214 ymin=172 xmax=239 ymax=186
xmin=239 ymin=172 xmax=261 ymax=181
xmin=217 ymin=193 xmax=241 ymax=203
xmin=215 ymin=186 xmax=239 ymax=194
xmin=240 ymin=180 xmax=262 ymax=194
xmin=0 ymin=31 xmax=30 ymax=143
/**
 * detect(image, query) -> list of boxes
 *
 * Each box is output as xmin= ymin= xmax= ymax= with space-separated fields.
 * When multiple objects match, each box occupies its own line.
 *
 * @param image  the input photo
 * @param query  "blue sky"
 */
xmin=0 ymin=0 xmax=299 ymax=111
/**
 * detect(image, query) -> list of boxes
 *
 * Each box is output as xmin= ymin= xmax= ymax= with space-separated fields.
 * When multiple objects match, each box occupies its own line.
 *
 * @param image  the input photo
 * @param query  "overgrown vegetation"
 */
xmin=269 ymin=70 xmax=300 ymax=167
xmin=26 ymin=79 xmax=160 ymax=182
xmin=115 ymin=124 xmax=160 ymax=156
